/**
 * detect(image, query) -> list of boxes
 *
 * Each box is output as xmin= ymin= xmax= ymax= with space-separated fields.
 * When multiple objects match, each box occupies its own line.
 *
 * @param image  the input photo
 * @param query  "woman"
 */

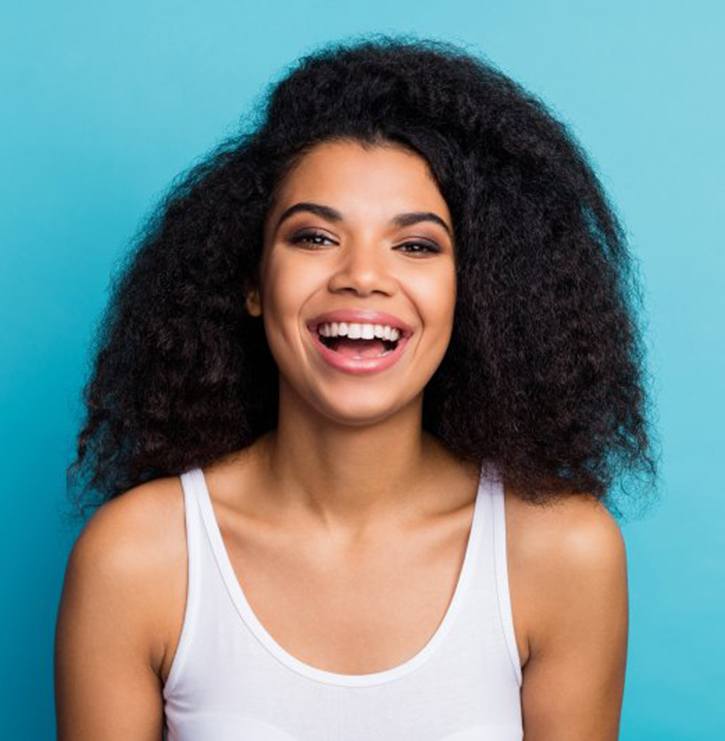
xmin=55 ymin=35 xmax=658 ymax=740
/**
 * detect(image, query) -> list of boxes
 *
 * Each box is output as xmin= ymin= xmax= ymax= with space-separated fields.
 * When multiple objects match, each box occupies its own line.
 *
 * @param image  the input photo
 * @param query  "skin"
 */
xmin=55 ymin=140 xmax=628 ymax=740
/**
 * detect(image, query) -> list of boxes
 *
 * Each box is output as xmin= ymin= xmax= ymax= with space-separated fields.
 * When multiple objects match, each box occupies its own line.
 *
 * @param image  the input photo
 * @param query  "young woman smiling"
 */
xmin=56 ymin=36 xmax=658 ymax=741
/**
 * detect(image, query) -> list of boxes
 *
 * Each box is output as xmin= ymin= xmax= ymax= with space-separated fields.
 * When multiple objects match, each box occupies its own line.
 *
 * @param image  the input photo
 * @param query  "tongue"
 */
xmin=333 ymin=338 xmax=387 ymax=358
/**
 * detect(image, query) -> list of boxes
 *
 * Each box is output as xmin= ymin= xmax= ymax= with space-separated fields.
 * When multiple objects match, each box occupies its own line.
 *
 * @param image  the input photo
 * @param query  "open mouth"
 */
xmin=306 ymin=316 xmax=413 ymax=373
xmin=317 ymin=333 xmax=399 ymax=358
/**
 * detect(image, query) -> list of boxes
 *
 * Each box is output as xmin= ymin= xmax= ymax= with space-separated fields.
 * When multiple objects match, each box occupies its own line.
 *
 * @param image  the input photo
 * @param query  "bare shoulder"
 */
xmin=69 ymin=474 xmax=186 ymax=582
xmin=61 ymin=474 xmax=187 ymax=674
xmin=504 ymin=486 xmax=628 ymax=666
xmin=505 ymin=487 xmax=626 ymax=570
xmin=504 ymin=485 xmax=629 ymax=739
xmin=55 ymin=475 xmax=187 ymax=738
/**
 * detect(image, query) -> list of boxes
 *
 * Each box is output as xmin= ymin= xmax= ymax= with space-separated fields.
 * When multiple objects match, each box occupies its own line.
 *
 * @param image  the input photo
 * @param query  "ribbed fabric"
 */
xmin=163 ymin=460 xmax=523 ymax=740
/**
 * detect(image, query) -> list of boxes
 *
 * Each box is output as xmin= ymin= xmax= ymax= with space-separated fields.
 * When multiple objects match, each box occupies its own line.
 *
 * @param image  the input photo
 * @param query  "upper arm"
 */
xmin=517 ymin=497 xmax=629 ymax=741
xmin=54 ymin=483 xmax=177 ymax=740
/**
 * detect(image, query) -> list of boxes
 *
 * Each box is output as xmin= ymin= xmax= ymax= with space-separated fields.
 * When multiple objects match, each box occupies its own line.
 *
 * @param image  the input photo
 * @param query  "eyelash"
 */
xmin=289 ymin=231 xmax=441 ymax=255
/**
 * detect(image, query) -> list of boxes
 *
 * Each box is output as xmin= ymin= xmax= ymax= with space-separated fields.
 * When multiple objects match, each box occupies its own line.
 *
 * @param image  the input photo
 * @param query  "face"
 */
xmin=246 ymin=139 xmax=457 ymax=426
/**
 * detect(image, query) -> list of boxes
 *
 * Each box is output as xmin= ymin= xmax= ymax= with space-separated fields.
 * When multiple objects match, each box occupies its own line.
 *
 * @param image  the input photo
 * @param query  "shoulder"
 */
xmin=69 ymin=474 xmax=186 ymax=575
xmin=504 ymin=489 xmax=629 ymax=734
xmin=505 ymin=487 xmax=626 ymax=569
xmin=504 ymin=487 xmax=628 ymax=664
xmin=62 ymin=475 xmax=187 ymax=671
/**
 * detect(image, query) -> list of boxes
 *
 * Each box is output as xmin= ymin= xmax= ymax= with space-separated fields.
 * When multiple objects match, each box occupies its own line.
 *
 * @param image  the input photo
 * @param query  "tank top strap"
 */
xmin=162 ymin=468 xmax=204 ymax=697
xmin=487 ymin=463 xmax=523 ymax=687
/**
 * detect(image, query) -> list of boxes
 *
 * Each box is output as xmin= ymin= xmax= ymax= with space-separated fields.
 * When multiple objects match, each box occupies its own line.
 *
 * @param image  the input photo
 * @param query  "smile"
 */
xmin=307 ymin=322 xmax=412 ymax=376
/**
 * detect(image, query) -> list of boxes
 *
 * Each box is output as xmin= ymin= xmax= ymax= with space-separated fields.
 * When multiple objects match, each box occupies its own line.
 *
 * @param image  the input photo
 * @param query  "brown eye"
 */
xmin=395 ymin=241 xmax=440 ymax=255
xmin=289 ymin=231 xmax=335 ymax=247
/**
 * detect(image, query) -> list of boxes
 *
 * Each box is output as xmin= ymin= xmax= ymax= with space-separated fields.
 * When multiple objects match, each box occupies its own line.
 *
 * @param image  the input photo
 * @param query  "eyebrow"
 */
xmin=274 ymin=201 xmax=453 ymax=238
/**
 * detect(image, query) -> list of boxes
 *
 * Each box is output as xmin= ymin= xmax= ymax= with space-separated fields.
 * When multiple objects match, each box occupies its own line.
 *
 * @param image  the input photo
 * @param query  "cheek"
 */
xmin=260 ymin=256 xmax=325 ymax=363
xmin=409 ymin=266 xmax=457 ymax=332
xmin=264 ymin=256 xmax=319 ymax=320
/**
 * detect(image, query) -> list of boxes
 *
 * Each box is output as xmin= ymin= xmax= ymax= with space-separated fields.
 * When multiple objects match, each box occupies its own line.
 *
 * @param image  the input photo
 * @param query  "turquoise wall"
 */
xmin=2 ymin=1 xmax=722 ymax=737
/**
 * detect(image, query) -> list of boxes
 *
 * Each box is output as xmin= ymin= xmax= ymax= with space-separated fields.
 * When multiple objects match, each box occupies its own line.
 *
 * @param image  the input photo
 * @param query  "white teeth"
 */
xmin=316 ymin=321 xmax=403 ymax=341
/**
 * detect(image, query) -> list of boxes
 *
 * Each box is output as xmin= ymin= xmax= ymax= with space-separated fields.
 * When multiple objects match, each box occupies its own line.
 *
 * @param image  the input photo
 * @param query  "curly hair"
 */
xmin=66 ymin=33 xmax=660 ymax=524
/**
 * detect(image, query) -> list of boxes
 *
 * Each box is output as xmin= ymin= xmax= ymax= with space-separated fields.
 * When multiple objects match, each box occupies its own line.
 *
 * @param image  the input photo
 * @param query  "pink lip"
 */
xmin=305 ymin=310 xmax=414 ymax=376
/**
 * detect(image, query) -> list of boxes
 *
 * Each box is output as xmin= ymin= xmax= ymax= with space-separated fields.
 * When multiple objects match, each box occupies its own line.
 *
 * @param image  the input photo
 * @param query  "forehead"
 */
xmin=269 ymin=139 xmax=450 ymax=223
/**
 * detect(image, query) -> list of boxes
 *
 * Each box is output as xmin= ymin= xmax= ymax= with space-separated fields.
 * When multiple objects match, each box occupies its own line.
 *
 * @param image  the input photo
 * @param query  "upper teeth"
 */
xmin=317 ymin=322 xmax=401 ymax=341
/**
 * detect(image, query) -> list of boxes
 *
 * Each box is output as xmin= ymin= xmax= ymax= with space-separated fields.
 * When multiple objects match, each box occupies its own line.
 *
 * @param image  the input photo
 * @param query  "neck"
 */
xmin=256 ymin=383 xmax=450 ymax=537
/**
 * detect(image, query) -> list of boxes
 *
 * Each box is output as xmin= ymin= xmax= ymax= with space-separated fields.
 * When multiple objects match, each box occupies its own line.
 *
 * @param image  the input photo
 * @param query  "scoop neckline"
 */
xmin=192 ymin=462 xmax=487 ymax=687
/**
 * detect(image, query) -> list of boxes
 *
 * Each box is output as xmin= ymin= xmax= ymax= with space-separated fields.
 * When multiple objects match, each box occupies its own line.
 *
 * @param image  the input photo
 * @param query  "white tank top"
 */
xmin=162 ymin=460 xmax=523 ymax=740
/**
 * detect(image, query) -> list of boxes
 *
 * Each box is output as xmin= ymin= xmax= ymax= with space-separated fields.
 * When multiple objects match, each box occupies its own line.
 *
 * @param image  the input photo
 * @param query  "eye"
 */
xmin=288 ymin=231 xmax=441 ymax=255
xmin=289 ymin=230 xmax=335 ymax=248
xmin=395 ymin=241 xmax=441 ymax=255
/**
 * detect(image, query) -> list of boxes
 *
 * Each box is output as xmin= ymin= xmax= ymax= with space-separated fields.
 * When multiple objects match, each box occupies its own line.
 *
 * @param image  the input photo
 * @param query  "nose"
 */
xmin=327 ymin=239 xmax=397 ymax=296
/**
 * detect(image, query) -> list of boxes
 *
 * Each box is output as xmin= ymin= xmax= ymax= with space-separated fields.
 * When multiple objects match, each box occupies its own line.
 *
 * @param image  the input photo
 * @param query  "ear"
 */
xmin=245 ymin=285 xmax=262 ymax=317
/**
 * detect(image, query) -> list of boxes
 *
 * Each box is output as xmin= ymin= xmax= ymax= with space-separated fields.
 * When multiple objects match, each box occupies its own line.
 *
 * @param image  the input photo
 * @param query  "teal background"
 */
xmin=2 ymin=1 xmax=722 ymax=737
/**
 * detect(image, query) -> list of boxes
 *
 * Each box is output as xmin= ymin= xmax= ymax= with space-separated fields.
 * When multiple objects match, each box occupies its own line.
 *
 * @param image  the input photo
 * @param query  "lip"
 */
xmin=305 ymin=309 xmax=414 ymax=376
